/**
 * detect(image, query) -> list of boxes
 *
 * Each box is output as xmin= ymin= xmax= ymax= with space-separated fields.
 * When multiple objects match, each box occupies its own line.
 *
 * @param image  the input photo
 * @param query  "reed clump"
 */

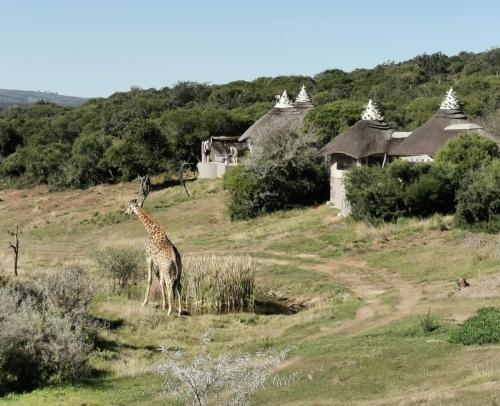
xmin=182 ymin=255 xmax=255 ymax=313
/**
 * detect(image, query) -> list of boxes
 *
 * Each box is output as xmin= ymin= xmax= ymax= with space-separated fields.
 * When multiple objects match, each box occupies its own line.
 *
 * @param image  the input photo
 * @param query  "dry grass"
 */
xmin=354 ymin=214 xmax=452 ymax=242
xmin=469 ymin=235 xmax=500 ymax=263
xmin=182 ymin=255 xmax=255 ymax=313
xmin=2 ymin=180 xmax=500 ymax=405
xmin=107 ymin=350 xmax=155 ymax=378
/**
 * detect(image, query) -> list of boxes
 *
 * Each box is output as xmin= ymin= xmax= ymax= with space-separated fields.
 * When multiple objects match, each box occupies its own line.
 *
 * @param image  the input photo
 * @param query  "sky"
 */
xmin=1 ymin=0 xmax=499 ymax=98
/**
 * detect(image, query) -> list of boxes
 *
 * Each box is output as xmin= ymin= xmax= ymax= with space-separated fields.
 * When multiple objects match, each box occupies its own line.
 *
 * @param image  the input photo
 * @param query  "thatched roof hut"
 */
xmin=322 ymin=100 xmax=394 ymax=160
xmin=238 ymin=87 xmax=313 ymax=143
xmin=392 ymin=88 xmax=484 ymax=158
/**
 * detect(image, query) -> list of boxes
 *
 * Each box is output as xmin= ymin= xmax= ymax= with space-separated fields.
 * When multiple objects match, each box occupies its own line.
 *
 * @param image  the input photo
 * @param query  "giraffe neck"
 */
xmin=136 ymin=208 xmax=164 ymax=238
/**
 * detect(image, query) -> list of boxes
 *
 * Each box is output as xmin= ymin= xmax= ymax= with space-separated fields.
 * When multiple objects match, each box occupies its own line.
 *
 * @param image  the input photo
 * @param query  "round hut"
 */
xmin=392 ymin=87 xmax=485 ymax=162
xmin=322 ymin=100 xmax=400 ymax=214
xmin=238 ymin=86 xmax=314 ymax=153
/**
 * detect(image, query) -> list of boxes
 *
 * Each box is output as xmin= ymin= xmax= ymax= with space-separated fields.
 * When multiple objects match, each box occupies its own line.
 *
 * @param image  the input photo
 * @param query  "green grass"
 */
xmin=1 ymin=179 xmax=500 ymax=405
xmin=2 ymin=375 xmax=169 ymax=406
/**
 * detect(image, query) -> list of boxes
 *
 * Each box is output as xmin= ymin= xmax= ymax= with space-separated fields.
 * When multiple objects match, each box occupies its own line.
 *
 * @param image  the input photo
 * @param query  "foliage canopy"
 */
xmin=0 ymin=49 xmax=499 ymax=188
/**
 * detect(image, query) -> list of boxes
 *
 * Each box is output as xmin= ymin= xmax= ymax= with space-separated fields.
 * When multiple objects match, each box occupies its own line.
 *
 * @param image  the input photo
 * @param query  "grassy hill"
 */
xmin=1 ymin=178 xmax=499 ymax=405
xmin=0 ymin=88 xmax=87 ymax=108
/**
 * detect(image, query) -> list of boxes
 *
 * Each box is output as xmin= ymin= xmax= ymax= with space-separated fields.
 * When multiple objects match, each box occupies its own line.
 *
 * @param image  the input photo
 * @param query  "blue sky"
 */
xmin=1 ymin=0 xmax=498 ymax=97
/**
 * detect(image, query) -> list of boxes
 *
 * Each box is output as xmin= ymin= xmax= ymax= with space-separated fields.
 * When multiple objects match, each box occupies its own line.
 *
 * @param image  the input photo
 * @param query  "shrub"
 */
xmin=388 ymin=159 xmax=431 ymax=185
xmin=182 ymin=255 xmax=254 ymax=313
xmin=455 ymin=160 xmax=500 ymax=232
xmin=345 ymin=164 xmax=405 ymax=223
xmin=434 ymin=133 xmax=500 ymax=186
xmin=224 ymin=130 xmax=328 ymax=220
xmin=345 ymin=134 xmax=499 ymax=224
xmin=404 ymin=164 xmax=456 ymax=216
xmin=95 ymin=247 xmax=143 ymax=293
xmin=37 ymin=267 xmax=95 ymax=315
xmin=223 ymin=166 xmax=264 ymax=220
xmin=158 ymin=333 xmax=292 ymax=406
xmin=450 ymin=307 xmax=500 ymax=345
xmin=0 ymin=269 xmax=99 ymax=395
xmin=419 ymin=310 xmax=440 ymax=333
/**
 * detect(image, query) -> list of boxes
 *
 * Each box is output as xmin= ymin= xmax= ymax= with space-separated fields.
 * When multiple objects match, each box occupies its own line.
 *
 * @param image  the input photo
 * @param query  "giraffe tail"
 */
xmin=171 ymin=261 xmax=181 ymax=296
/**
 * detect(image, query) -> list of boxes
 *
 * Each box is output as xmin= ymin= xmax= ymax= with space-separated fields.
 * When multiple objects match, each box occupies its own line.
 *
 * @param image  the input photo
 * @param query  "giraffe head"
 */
xmin=125 ymin=199 xmax=140 ymax=215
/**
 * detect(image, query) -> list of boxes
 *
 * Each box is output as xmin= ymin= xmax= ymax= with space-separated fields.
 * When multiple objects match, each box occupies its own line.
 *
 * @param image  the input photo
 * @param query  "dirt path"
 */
xmin=313 ymin=258 xmax=421 ymax=336
xmin=262 ymin=254 xmax=422 ymax=337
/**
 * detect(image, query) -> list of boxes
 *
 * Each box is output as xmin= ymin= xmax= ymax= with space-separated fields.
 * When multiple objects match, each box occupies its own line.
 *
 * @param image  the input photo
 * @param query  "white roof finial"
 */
xmin=274 ymin=90 xmax=293 ymax=108
xmin=295 ymin=84 xmax=311 ymax=103
xmin=361 ymin=99 xmax=384 ymax=121
xmin=440 ymin=87 xmax=460 ymax=110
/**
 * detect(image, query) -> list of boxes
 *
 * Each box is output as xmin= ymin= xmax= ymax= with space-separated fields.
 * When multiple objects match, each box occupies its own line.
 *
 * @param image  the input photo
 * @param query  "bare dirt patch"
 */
xmin=453 ymin=275 xmax=500 ymax=298
xmin=311 ymin=257 xmax=422 ymax=336
xmin=255 ymin=252 xmax=423 ymax=336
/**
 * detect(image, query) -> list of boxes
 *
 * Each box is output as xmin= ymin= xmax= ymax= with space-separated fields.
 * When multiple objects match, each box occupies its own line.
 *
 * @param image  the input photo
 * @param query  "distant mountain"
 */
xmin=0 ymin=89 xmax=87 ymax=108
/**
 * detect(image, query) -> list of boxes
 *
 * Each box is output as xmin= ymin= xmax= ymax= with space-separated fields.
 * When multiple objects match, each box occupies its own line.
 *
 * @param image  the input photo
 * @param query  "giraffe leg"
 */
xmin=159 ymin=273 xmax=167 ymax=310
xmin=172 ymin=259 xmax=182 ymax=316
xmin=142 ymin=258 xmax=153 ymax=307
xmin=175 ymin=282 xmax=182 ymax=316
xmin=165 ymin=277 xmax=173 ymax=315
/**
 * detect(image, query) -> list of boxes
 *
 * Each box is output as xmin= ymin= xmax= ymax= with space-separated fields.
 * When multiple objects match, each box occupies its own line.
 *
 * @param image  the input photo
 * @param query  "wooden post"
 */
xmin=8 ymin=226 xmax=20 ymax=276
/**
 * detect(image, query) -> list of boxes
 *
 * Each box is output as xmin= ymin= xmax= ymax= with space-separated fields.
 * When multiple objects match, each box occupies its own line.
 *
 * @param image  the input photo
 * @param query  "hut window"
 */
xmin=336 ymin=156 xmax=355 ymax=170
xmin=365 ymin=156 xmax=385 ymax=166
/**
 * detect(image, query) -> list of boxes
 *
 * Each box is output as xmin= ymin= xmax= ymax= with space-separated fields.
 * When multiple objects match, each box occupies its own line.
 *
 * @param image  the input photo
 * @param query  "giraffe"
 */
xmin=125 ymin=199 xmax=182 ymax=315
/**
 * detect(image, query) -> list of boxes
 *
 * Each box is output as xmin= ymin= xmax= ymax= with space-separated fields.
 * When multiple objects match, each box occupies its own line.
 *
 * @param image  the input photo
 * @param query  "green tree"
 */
xmin=104 ymin=120 xmax=169 ymax=180
xmin=455 ymin=160 xmax=500 ymax=232
xmin=434 ymin=133 xmax=500 ymax=185
xmin=404 ymin=97 xmax=441 ymax=130
xmin=304 ymin=100 xmax=362 ymax=144
xmin=0 ymin=123 xmax=22 ymax=157
xmin=62 ymin=132 xmax=112 ymax=188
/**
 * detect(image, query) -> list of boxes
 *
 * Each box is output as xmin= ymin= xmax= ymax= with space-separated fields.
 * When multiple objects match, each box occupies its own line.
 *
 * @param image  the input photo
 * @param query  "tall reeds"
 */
xmin=182 ymin=255 xmax=255 ymax=313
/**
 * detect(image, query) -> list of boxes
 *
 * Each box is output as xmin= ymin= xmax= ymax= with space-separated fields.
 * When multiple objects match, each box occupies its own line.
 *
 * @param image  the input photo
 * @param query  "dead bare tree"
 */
xmin=8 ymin=226 xmax=20 ymax=276
xmin=137 ymin=175 xmax=151 ymax=207
xmin=178 ymin=161 xmax=191 ymax=197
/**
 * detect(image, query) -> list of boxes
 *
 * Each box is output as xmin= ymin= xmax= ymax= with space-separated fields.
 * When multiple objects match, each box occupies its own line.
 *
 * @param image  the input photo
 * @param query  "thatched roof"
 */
xmin=391 ymin=109 xmax=484 ymax=157
xmin=393 ymin=88 xmax=485 ymax=157
xmin=323 ymin=99 xmax=396 ymax=159
xmin=238 ymin=105 xmax=312 ymax=142
xmin=322 ymin=119 xmax=394 ymax=159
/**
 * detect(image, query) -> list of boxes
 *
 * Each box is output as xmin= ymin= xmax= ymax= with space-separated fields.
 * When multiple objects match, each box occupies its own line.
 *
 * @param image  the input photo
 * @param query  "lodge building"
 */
xmin=197 ymin=85 xmax=490 ymax=215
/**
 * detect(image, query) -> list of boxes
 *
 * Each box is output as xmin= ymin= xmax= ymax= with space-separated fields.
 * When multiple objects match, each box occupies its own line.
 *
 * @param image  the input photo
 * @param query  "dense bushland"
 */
xmin=0 ymin=268 xmax=99 ymax=395
xmin=1 ymin=49 xmax=499 ymax=188
xmin=345 ymin=134 xmax=500 ymax=230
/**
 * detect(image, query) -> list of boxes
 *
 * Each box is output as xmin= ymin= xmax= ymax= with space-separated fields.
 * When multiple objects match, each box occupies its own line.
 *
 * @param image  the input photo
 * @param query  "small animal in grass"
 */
xmin=457 ymin=277 xmax=470 ymax=289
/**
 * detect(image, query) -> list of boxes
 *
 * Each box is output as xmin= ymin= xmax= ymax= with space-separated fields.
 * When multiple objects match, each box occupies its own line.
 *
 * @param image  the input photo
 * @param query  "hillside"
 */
xmin=0 ymin=88 xmax=87 ymax=108
xmin=0 ymin=49 xmax=499 ymax=190
xmin=1 ymin=178 xmax=500 ymax=405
